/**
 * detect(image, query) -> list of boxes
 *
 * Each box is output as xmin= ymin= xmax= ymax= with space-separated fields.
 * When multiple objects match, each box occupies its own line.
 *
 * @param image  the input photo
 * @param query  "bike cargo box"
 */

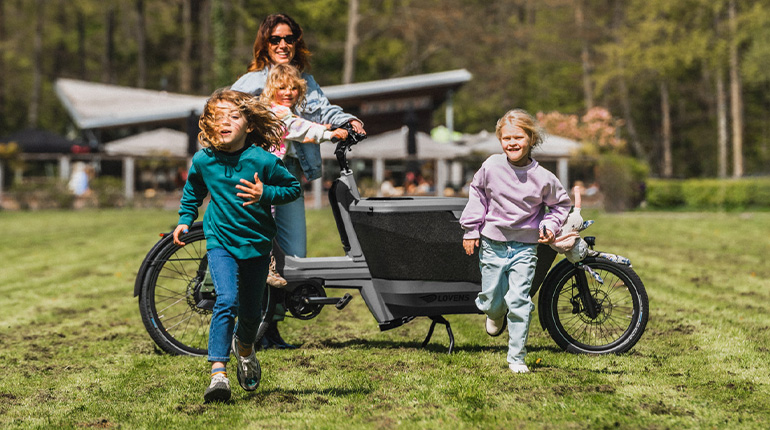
xmin=349 ymin=196 xmax=482 ymax=321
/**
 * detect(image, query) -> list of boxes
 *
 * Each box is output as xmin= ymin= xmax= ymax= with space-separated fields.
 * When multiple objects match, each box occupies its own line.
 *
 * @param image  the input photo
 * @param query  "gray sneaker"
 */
xmin=231 ymin=335 xmax=261 ymax=391
xmin=203 ymin=373 xmax=231 ymax=403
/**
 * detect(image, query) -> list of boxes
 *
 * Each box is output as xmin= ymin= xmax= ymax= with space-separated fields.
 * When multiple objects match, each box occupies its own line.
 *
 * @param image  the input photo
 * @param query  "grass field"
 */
xmin=0 ymin=208 xmax=769 ymax=429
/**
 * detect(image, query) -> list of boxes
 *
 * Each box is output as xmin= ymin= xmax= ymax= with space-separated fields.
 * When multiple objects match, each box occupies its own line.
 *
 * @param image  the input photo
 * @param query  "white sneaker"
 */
xmin=204 ymin=373 xmax=231 ymax=402
xmin=485 ymin=315 xmax=507 ymax=336
xmin=509 ymin=363 xmax=530 ymax=374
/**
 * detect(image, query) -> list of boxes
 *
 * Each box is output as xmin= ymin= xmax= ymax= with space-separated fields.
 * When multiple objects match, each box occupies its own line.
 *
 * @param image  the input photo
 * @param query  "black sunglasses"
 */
xmin=268 ymin=34 xmax=298 ymax=45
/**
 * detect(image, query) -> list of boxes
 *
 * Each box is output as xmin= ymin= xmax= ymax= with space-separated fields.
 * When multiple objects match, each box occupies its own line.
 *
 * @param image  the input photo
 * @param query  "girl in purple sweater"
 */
xmin=460 ymin=109 xmax=572 ymax=373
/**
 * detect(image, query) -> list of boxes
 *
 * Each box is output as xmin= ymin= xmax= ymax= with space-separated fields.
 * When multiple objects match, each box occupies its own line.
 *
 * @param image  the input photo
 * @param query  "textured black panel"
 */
xmin=350 ymin=210 xmax=481 ymax=282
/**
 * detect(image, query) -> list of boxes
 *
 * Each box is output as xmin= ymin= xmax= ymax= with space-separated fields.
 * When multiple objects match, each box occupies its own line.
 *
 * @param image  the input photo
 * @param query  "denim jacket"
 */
xmin=231 ymin=68 xmax=359 ymax=181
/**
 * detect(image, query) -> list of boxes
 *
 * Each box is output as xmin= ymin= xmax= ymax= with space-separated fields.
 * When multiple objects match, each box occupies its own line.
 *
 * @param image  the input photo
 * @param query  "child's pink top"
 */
xmin=269 ymin=103 xmax=333 ymax=158
xmin=460 ymin=154 xmax=572 ymax=244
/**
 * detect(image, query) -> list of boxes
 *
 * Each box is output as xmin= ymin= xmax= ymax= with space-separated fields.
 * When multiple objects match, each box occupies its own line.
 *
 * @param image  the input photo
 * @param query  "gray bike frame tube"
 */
xmin=280 ymin=168 xmax=396 ymax=323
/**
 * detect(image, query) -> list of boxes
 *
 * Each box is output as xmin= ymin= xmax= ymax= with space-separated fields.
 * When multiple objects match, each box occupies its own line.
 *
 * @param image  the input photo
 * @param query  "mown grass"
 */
xmin=0 ymin=208 xmax=769 ymax=429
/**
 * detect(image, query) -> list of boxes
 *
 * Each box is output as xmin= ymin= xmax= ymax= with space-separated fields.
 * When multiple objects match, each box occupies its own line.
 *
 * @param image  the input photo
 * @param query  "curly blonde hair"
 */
xmin=495 ymin=109 xmax=545 ymax=149
xmin=260 ymin=63 xmax=307 ymax=112
xmin=198 ymin=89 xmax=285 ymax=152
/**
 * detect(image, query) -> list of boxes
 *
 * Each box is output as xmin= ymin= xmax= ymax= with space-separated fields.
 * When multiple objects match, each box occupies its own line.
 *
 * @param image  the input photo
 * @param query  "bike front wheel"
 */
xmin=540 ymin=257 xmax=648 ymax=354
xmin=137 ymin=225 xmax=274 ymax=356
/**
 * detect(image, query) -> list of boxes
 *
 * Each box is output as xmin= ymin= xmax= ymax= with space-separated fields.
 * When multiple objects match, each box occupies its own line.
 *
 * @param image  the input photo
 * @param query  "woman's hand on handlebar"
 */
xmin=463 ymin=238 xmax=479 ymax=256
xmin=173 ymin=224 xmax=189 ymax=246
xmin=349 ymin=120 xmax=366 ymax=135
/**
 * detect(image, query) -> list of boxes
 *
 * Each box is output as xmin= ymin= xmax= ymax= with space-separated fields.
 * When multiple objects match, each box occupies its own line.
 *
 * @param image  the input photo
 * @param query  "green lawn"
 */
xmin=0 ymin=208 xmax=768 ymax=429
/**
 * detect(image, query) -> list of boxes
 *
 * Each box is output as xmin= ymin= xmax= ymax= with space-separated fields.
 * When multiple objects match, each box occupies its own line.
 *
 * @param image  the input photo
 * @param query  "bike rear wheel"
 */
xmin=137 ymin=226 xmax=274 ymax=356
xmin=540 ymin=257 xmax=648 ymax=354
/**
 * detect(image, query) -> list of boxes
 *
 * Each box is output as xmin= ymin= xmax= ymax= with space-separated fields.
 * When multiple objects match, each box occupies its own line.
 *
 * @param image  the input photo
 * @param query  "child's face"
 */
xmin=499 ymin=124 xmax=532 ymax=167
xmin=213 ymin=100 xmax=252 ymax=151
xmin=274 ymin=82 xmax=300 ymax=108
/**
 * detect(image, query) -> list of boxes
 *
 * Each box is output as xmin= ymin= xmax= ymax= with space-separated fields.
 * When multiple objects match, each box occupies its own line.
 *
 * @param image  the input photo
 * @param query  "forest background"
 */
xmin=1 ymin=0 xmax=769 ymax=180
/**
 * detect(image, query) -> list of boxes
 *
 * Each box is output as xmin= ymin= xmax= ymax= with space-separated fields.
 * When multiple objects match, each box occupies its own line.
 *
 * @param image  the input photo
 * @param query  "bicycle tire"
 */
xmin=540 ymin=257 xmax=648 ymax=354
xmin=137 ymin=225 xmax=275 ymax=356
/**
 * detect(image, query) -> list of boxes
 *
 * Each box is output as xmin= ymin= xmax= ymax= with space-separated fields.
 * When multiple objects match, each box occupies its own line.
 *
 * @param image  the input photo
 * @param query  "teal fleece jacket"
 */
xmin=178 ymin=145 xmax=301 ymax=259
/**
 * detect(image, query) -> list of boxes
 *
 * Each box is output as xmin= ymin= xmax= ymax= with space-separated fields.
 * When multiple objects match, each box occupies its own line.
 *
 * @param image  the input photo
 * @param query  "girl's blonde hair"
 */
xmin=495 ymin=109 xmax=545 ymax=149
xmin=260 ymin=63 xmax=307 ymax=111
xmin=198 ymin=89 xmax=285 ymax=152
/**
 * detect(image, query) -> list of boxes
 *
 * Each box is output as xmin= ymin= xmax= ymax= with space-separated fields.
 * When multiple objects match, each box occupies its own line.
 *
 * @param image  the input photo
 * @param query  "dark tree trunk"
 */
xmin=28 ymin=0 xmax=44 ymax=128
xmin=343 ymin=0 xmax=359 ymax=84
xmin=136 ymin=0 xmax=147 ymax=88
xmin=102 ymin=1 xmax=116 ymax=84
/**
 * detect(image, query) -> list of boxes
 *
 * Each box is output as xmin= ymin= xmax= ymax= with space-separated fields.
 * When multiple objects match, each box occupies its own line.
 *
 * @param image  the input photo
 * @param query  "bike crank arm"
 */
xmin=303 ymin=293 xmax=354 ymax=310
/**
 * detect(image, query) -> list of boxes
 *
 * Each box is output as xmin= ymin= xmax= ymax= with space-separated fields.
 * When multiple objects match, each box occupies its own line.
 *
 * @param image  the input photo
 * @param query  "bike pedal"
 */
xmin=335 ymin=293 xmax=353 ymax=310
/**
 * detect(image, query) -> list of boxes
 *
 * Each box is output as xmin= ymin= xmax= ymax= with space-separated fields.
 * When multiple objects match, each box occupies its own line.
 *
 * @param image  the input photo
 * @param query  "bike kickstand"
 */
xmin=421 ymin=315 xmax=455 ymax=354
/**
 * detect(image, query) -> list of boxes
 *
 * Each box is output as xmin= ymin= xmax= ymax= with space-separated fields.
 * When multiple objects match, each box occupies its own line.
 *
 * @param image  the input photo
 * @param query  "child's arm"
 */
xmin=462 ymin=238 xmax=479 ymax=256
xmin=538 ymin=179 xmax=573 ymax=243
xmin=254 ymin=159 xmax=302 ymax=207
xmin=459 ymin=167 xmax=489 ymax=255
xmin=275 ymin=105 xmax=340 ymax=144
xmin=236 ymin=173 xmax=264 ymax=207
xmin=176 ymin=161 xmax=208 ymax=238
xmin=173 ymin=224 xmax=189 ymax=246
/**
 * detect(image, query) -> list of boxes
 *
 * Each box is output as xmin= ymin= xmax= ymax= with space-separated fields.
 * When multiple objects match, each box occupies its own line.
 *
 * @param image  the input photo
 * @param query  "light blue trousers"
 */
xmin=274 ymin=156 xmax=307 ymax=258
xmin=476 ymin=237 xmax=538 ymax=365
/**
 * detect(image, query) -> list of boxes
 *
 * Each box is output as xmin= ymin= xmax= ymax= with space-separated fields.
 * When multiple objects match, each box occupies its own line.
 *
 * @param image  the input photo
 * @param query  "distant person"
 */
xmin=173 ymin=89 xmax=301 ymax=402
xmin=379 ymin=170 xmax=402 ymax=197
xmin=460 ymin=109 xmax=571 ymax=374
xmin=68 ymin=162 xmax=91 ymax=196
xmin=402 ymin=171 xmax=418 ymax=195
xmin=231 ymin=13 xmax=365 ymax=348
xmin=259 ymin=63 xmax=348 ymax=286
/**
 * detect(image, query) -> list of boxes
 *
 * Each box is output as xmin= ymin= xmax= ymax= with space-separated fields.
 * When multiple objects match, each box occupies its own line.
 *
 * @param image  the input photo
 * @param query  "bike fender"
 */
xmin=536 ymin=258 xmax=574 ymax=331
xmin=133 ymin=222 xmax=204 ymax=297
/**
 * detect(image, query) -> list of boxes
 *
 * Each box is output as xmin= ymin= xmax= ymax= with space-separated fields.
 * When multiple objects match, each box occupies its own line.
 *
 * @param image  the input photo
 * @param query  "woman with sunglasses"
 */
xmin=231 ymin=13 xmax=366 ymax=348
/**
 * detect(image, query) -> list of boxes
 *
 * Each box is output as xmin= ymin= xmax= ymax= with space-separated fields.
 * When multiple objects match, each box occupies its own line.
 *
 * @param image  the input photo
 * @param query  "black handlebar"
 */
xmin=333 ymin=122 xmax=367 ymax=173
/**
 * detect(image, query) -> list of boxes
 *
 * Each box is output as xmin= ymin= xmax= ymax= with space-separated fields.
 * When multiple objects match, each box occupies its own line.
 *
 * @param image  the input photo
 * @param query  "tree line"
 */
xmin=1 ymin=0 xmax=768 ymax=179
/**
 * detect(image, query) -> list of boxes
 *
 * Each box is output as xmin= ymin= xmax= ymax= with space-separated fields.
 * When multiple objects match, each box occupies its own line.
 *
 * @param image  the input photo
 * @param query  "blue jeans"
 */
xmin=476 ymin=237 xmax=538 ymax=365
xmin=274 ymin=156 xmax=307 ymax=258
xmin=206 ymin=247 xmax=269 ymax=363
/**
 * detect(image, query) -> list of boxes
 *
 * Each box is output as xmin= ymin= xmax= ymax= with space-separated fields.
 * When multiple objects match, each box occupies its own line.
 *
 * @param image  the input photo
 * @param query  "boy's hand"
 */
xmin=538 ymin=228 xmax=555 ymax=244
xmin=173 ymin=224 xmax=189 ymax=246
xmin=463 ymin=238 xmax=479 ymax=256
xmin=237 ymin=173 xmax=263 ymax=206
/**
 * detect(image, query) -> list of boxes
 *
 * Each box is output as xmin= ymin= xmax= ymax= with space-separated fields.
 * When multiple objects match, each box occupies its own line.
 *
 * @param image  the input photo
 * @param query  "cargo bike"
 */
xmin=135 ymin=125 xmax=648 ymax=357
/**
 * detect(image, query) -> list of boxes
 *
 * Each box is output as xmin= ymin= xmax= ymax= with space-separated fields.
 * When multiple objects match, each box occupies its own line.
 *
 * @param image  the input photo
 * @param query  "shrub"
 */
xmin=91 ymin=176 xmax=125 ymax=208
xmin=8 ymin=178 xmax=75 ymax=210
xmin=645 ymin=179 xmax=684 ymax=208
xmin=645 ymin=177 xmax=770 ymax=210
xmin=595 ymin=153 xmax=649 ymax=212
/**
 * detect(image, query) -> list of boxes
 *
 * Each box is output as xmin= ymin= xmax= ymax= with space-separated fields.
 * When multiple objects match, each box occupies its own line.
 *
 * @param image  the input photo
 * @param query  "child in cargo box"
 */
xmin=173 ymin=89 xmax=301 ymax=402
xmin=460 ymin=109 xmax=572 ymax=373
xmin=259 ymin=63 xmax=348 ymax=287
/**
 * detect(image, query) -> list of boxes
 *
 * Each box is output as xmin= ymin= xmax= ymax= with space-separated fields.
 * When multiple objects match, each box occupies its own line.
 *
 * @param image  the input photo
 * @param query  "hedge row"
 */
xmin=645 ymin=177 xmax=770 ymax=210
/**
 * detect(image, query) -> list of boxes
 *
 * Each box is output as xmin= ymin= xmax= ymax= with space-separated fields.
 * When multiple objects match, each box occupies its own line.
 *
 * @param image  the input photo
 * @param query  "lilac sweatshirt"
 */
xmin=460 ymin=154 xmax=572 ymax=244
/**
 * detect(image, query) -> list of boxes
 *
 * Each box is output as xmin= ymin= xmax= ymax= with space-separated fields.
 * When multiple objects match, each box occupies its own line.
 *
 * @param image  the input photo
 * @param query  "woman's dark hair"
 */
xmin=248 ymin=13 xmax=311 ymax=72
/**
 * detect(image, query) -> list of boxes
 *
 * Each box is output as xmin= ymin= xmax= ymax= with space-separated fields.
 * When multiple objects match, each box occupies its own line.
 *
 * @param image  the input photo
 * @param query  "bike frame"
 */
xmin=135 ymin=125 xmax=648 ymax=356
